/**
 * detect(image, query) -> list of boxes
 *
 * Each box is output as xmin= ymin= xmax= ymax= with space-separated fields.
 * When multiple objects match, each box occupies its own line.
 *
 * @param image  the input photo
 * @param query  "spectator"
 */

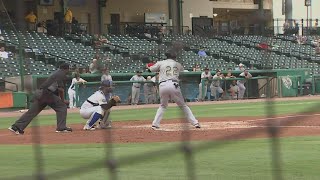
xmin=0 ymin=47 xmax=8 ymax=59
xmin=37 ymin=21 xmax=47 ymax=33
xmin=198 ymin=48 xmax=207 ymax=57
xmin=235 ymin=63 xmax=245 ymax=71
xmin=89 ymin=59 xmax=99 ymax=74
xmin=210 ymin=69 xmax=224 ymax=100
xmin=271 ymin=42 xmax=280 ymax=50
xmin=25 ymin=11 xmax=37 ymax=31
xmin=81 ymin=68 xmax=89 ymax=74
xmin=71 ymin=17 xmax=79 ymax=33
xmin=283 ymin=20 xmax=289 ymax=35
xmin=0 ymin=35 xmax=4 ymax=41
xmin=130 ymin=70 xmax=146 ymax=105
xmin=257 ymin=42 xmax=270 ymax=50
xmin=237 ymin=69 xmax=252 ymax=99
xmin=99 ymin=35 xmax=108 ymax=43
xmin=72 ymin=17 xmax=78 ymax=24
xmin=198 ymin=67 xmax=212 ymax=101
xmin=144 ymin=76 xmax=156 ymax=104
xmin=144 ymin=30 xmax=152 ymax=39
xmin=193 ymin=64 xmax=201 ymax=72
xmin=293 ymin=20 xmax=299 ymax=35
xmin=64 ymin=8 xmax=73 ymax=33
xmin=101 ymin=68 xmax=112 ymax=82
xmin=93 ymin=34 xmax=108 ymax=49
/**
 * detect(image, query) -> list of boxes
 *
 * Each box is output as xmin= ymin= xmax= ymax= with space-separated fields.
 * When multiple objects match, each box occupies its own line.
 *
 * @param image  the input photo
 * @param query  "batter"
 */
xmin=148 ymin=51 xmax=201 ymax=130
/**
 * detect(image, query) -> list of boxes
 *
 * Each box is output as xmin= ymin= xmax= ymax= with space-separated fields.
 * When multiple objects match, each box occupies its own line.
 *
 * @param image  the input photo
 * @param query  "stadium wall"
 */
xmin=182 ymin=0 xmax=272 ymax=30
xmin=104 ymin=0 xmax=169 ymax=24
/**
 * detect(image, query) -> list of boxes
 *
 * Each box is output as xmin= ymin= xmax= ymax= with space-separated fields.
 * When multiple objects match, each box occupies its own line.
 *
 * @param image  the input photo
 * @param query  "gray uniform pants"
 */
xmin=237 ymin=82 xmax=246 ymax=99
xmin=14 ymin=90 xmax=68 ymax=131
xmin=131 ymin=86 xmax=140 ymax=105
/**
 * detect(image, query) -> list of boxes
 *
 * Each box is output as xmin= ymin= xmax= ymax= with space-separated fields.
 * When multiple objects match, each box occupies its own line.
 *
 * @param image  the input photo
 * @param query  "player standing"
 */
xmin=68 ymin=73 xmax=87 ymax=108
xmin=198 ymin=67 xmax=212 ymax=101
xmin=148 ymin=51 xmax=200 ymax=129
xmin=130 ymin=70 xmax=146 ymax=105
xmin=237 ymin=69 xmax=252 ymax=99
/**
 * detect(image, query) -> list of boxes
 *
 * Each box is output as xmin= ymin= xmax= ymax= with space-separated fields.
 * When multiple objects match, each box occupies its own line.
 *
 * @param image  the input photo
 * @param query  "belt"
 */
xmin=86 ymin=100 xmax=99 ymax=106
xmin=133 ymin=86 xmax=140 ymax=88
xmin=159 ymin=79 xmax=178 ymax=84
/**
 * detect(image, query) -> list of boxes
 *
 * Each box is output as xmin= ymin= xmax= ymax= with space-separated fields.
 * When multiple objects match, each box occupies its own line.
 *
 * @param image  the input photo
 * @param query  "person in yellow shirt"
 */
xmin=64 ymin=8 xmax=73 ymax=33
xmin=25 ymin=11 xmax=37 ymax=31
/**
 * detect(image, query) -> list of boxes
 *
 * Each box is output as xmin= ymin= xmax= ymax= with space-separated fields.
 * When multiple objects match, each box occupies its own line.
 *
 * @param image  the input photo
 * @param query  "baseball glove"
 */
xmin=100 ymin=96 xmax=121 ymax=111
xmin=110 ymin=96 xmax=121 ymax=106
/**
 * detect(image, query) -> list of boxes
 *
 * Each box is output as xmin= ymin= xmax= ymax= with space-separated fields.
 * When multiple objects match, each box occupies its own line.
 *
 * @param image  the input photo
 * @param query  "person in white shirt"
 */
xmin=148 ymin=50 xmax=200 ymax=129
xmin=210 ymin=69 xmax=224 ymax=100
xmin=101 ymin=68 xmax=112 ymax=82
xmin=68 ymin=74 xmax=87 ymax=108
xmin=235 ymin=63 xmax=245 ymax=71
xmin=198 ymin=67 xmax=212 ymax=101
xmin=237 ymin=69 xmax=252 ymax=99
xmin=89 ymin=59 xmax=98 ymax=73
xmin=0 ymin=47 xmax=8 ymax=59
xmin=130 ymin=71 xmax=146 ymax=105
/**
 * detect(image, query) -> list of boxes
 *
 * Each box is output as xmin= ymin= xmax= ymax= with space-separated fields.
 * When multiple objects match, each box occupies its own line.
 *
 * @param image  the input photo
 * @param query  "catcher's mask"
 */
xmin=100 ymin=80 xmax=114 ymax=93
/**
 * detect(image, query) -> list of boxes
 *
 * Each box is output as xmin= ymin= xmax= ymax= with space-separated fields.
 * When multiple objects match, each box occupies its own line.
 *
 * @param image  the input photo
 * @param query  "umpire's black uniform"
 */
xmin=9 ymin=63 xmax=72 ymax=134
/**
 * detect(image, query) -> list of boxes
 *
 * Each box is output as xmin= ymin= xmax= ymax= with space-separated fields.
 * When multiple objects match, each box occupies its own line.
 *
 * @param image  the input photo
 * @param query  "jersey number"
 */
xmin=165 ymin=66 xmax=178 ymax=76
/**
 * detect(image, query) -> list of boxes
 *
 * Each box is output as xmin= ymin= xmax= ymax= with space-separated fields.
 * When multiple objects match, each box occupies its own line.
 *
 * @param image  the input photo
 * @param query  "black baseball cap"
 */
xmin=136 ymin=70 xmax=142 ymax=73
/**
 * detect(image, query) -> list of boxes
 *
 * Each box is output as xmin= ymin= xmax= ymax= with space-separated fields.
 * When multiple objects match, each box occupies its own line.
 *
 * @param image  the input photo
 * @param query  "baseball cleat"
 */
xmin=194 ymin=123 xmax=201 ymax=129
xmin=83 ymin=125 xmax=95 ymax=131
xmin=56 ymin=127 xmax=73 ymax=133
xmin=152 ymin=126 xmax=160 ymax=130
xmin=8 ymin=125 xmax=24 ymax=135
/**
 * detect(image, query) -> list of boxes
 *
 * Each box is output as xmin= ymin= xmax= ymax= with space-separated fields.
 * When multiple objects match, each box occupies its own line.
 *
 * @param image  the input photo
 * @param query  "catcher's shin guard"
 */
xmin=86 ymin=112 xmax=103 ymax=128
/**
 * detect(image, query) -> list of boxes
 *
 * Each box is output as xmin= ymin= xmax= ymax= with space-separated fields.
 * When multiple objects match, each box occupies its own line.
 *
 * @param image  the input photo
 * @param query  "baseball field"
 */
xmin=1 ymin=97 xmax=320 ymax=180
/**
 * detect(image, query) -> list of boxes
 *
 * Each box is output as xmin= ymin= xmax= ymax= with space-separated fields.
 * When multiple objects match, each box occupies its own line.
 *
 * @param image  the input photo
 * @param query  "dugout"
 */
xmin=28 ymin=68 xmax=309 ymax=107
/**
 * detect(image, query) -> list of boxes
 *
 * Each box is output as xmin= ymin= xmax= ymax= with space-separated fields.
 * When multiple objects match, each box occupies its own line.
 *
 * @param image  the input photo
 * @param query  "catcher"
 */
xmin=80 ymin=80 xmax=121 ymax=130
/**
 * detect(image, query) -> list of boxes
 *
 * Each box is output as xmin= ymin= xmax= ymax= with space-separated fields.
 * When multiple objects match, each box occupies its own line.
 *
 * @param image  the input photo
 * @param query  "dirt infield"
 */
xmin=1 ymin=96 xmax=320 ymax=145
xmin=1 ymin=114 xmax=320 ymax=145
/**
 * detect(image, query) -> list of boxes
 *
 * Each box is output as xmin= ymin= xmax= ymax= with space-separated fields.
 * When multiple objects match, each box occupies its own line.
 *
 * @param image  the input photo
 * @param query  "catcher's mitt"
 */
xmin=100 ymin=96 xmax=121 ymax=111
xmin=110 ymin=95 xmax=121 ymax=105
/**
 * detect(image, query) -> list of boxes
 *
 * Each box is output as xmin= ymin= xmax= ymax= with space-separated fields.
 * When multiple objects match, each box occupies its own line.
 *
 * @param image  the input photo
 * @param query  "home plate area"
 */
xmin=124 ymin=120 xmax=320 ymax=132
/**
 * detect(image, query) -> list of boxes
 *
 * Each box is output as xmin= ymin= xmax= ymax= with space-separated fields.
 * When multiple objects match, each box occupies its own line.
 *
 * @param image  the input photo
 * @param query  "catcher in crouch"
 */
xmin=80 ymin=80 xmax=121 ymax=130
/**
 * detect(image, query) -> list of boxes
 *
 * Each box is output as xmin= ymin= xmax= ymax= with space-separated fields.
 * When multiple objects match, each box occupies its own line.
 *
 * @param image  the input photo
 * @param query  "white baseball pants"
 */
xmin=152 ymin=80 xmax=198 ymax=127
xmin=68 ymin=89 xmax=76 ymax=108
xmin=131 ymin=86 xmax=140 ymax=105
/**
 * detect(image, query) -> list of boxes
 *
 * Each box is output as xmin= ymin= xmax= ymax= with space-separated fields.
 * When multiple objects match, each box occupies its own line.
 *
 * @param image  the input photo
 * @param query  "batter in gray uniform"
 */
xmin=130 ymin=71 xmax=146 ymax=105
xmin=8 ymin=63 xmax=72 ymax=134
xmin=149 ymin=51 xmax=201 ymax=129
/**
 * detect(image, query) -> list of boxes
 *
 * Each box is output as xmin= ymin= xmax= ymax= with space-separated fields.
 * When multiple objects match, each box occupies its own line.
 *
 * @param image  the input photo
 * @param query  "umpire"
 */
xmin=8 ymin=63 xmax=72 ymax=135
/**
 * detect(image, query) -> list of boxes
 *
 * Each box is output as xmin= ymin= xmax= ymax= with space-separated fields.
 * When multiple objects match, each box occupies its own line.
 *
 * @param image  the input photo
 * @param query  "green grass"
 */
xmin=1 ymin=100 xmax=320 ymax=130
xmin=1 ymin=137 xmax=320 ymax=180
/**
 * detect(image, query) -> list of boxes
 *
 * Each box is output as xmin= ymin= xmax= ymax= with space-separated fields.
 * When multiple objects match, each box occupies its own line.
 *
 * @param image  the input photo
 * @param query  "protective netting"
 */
xmin=1 ymin=1 xmax=319 ymax=180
